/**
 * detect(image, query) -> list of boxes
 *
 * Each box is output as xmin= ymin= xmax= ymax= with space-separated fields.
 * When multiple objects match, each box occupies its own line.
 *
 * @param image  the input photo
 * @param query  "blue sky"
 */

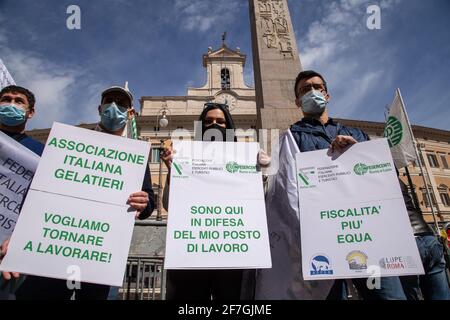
xmin=0 ymin=0 xmax=449 ymax=131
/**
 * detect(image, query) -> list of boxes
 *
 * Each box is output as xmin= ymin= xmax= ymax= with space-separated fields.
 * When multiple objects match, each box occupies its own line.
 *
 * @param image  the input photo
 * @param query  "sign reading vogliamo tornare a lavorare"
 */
xmin=296 ymin=139 xmax=424 ymax=280
xmin=164 ymin=141 xmax=271 ymax=269
xmin=0 ymin=122 xmax=150 ymax=286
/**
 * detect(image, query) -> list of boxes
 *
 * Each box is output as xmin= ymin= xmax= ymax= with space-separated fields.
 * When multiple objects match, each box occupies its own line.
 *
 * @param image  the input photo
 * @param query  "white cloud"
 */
xmin=298 ymin=0 xmax=403 ymax=119
xmin=0 ymin=13 xmax=107 ymax=130
xmin=173 ymin=0 xmax=242 ymax=33
xmin=0 ymin=48 xmax=107 ymax=129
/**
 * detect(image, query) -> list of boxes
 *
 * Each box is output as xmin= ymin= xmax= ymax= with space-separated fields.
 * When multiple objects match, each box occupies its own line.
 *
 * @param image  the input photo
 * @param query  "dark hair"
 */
xmin=199 ymin=103 xmax=236 ymax=129
xmin=0 ymin=85 xmax=36 ymax=110
xmin=294 ymin=70 xmax=328 ymax=98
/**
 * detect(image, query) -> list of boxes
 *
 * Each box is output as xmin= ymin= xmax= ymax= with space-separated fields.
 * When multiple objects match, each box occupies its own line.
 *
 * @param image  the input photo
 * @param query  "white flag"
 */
xmin=0 ymin=59 xmax=16 ymax=89
xmin=254 ymin=130 xmax=334 ymax=300
xmin=383 ymin=89 xmax=417 ymax=169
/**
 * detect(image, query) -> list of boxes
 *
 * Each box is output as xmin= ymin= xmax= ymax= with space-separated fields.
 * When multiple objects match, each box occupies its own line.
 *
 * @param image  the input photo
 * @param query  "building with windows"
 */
xmin=25 ymin=45 xmax=450 ymax=225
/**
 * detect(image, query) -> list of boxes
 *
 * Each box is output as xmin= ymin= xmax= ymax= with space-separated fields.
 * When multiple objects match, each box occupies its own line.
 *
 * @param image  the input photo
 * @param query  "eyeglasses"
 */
xmin=203 ymin=102 xmax=229 ymax=110
xmin=297 ymin=83 xmax=327 ymax=97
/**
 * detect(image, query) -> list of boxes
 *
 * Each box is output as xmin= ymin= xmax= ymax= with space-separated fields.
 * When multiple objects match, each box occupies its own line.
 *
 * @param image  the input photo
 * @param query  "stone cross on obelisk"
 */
xmin=249 ymin=0 xmax=303 ymax=132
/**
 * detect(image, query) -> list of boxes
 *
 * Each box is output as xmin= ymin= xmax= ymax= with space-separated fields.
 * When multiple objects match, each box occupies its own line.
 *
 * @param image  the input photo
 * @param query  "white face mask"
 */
xmin=300 ymin=90 xmax=328 ymax=115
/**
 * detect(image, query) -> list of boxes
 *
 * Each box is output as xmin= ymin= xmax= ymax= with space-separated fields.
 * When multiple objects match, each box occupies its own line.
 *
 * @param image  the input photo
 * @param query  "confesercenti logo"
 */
xmin=353 ymin=163 xmax=368 ymax=176
xmin=225 ymin=161 xmax=257 ymax=174
xmin=353 ymin=162 xmax=392 ymax=176
xmin=384 ymin=116 xmax=403 ymax=147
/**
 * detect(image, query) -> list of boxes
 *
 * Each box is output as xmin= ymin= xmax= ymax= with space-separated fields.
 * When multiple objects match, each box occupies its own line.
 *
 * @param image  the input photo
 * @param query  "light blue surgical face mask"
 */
xmin=300 ymin=90 xmax=328 ymax=115
xmin=0 ymin=104 xmax=27 ymax=126
xmin=100 ymin=102 xmax=128 ymax=131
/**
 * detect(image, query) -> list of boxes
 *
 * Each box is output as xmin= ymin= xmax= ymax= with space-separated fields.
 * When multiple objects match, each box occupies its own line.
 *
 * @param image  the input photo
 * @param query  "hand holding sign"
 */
xmin=128 ymin=191 xmax=149 ymax=218
xmin=329 ymin=135 xmax=358 ymax=153
xmin=1 ymin=239 xmax=19 ymax=280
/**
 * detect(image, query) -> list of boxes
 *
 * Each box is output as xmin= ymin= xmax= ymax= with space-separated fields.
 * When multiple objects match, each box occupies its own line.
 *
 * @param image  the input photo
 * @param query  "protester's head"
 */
xmin=294 ymin=70 xmax=330 ymax=116
xmin=198 ymin=102 xmax=235 ymax=141
xmin=98 ymin=85 xmax=134 ymax=133
xmin=0 ymin=85 xmax=36 ymax=129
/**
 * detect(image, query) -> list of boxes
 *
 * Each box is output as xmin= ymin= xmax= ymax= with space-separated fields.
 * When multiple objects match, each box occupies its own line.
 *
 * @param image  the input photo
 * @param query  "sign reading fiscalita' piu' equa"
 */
xmin=296 ymin=139 xmax=424 ymax=280
xmin=0 ymin=122 xmax=150 ymax=286
xmin=164 ymin=141 xmax=271 ymax=269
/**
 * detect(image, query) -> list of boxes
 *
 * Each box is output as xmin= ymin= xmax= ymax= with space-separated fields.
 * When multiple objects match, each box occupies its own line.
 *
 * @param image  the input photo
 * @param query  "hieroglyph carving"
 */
xmin=257 ymin=0 xmax=294 ymax=58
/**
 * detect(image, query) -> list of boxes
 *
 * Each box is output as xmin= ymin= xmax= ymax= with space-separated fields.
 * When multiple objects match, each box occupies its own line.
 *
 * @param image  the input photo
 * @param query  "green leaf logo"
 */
xmin=354 ymin=163 xmax=368 ymax=176
xmin=384 ymin=116 xmax=403 ymax=147
xmin=226 ymin=162 xmax=239 ymax=173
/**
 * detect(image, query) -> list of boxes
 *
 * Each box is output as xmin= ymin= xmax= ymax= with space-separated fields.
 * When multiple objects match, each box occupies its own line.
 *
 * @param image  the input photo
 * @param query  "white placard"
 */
xmin=164 ymin=141 xmax=271 ymax=269
xmin=0 ymin=131 xmax=39 ymax=244
xmin=296 ymin=139 xmax=424 ymax=280
xmin=0 ymin=122 xmax=150 ymax=286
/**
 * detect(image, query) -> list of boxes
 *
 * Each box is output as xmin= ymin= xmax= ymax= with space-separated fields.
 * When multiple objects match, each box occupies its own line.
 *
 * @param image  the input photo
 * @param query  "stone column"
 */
xmin=249 ymin=0 xmax=303 ymax=131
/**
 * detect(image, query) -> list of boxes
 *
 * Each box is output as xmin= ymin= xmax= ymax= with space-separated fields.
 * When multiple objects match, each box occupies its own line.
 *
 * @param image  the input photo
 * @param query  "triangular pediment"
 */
xmin=208 ymin=45 xmax=243 ymax=58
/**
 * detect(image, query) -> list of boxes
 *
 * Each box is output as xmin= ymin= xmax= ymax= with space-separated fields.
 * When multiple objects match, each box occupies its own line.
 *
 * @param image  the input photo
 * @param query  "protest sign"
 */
xmin=0 ymin=122 xmax=150 ymax=286
xmin=296 ymin=139 xmax=424 ymax=280
xmin=0 ymin=131 xmax=39 ymax=244
xmin=164 ymin=141 xmax=271 ymax=269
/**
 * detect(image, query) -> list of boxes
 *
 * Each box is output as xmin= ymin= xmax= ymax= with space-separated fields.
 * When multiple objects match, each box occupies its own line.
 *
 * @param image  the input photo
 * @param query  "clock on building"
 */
xmin=215 ymin=93 xmax=237 ymax=111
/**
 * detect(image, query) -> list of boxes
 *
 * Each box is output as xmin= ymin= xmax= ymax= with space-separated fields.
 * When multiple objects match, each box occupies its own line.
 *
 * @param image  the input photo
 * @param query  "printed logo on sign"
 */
xmin=172 ymin=161 xmax=188 ymax=179
xmin=384 ymin=116 xmax=403 ymax=147
xmin=225 ymin=162 xmax=257 ymax=174
xmin=346 ymin=250 xmax=368 ymax=272
xmin=310 ymin=255 xmax=333 ymax=276
xmin=379 ymin=256 xmax=417 ymax=270
xmin=353 ymin=163 xmax=368 ymax=176
xmin=298 ymin=167 xmax=317 ymax=189
xmin=353 ymin=162 xmax=392 ymax=176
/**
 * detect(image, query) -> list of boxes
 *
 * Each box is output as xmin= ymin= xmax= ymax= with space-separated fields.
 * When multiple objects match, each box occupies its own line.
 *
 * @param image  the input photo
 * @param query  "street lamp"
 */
xmin=155 ymin=105 xmax=171 ymax=221
xmin=156 ymin=105 xmax=171 ymax=131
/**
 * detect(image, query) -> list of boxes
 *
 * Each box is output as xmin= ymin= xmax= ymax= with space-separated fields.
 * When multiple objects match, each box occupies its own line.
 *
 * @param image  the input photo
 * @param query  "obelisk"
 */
xmin=249 ymin=0 xmax=303 ymax=131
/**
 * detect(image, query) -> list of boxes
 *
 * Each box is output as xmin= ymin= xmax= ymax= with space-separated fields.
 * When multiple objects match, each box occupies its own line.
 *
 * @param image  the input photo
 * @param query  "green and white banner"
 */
xmin=164 ymin=141 xmax=271 ymax=269
xmin=296 ymin=139 xmax=424 ymax=280
xmin=0 ymin=131 xmax=39 ymax=244
xmin=0 ymin=122 xmax=150 ymax=286
xmin=383 ymin=88 xmax=417 ymax=169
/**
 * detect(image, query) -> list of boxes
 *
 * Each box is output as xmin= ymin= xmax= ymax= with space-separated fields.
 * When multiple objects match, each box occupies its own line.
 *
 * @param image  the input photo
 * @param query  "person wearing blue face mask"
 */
xmin=288 ymin=70 xmax=407 ymax=300
xmin=0 ymin=85 xmax=44 ymax=156
xmin=97 ymin=87 xmax=132 ymax=134
xmin=0 ymin=86 xmax=44 ymax=300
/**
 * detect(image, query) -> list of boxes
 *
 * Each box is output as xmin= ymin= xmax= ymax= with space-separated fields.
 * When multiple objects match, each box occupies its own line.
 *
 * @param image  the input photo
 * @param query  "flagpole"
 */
xmin=397 ymin=88 xmax=440 ymax=233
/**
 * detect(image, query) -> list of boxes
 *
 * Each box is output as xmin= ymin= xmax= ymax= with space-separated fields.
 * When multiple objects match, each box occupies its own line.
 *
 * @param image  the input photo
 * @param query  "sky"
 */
xmin=0 ymin=0 xmax=449 ymax=131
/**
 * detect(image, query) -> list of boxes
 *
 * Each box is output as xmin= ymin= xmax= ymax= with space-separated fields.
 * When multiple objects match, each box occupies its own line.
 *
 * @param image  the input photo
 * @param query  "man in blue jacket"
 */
xmin=291 ymin=70 xmax=406 ymax=300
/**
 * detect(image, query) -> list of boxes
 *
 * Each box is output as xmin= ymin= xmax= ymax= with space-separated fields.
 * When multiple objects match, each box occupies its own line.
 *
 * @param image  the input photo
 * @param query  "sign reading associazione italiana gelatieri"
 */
xmin=0 ymin=131 xmax=39 ymax=244
xmin=164 ymin=141 xmax=271 ymax=269
xmin=296 ymin=139 xmax=424 ymax=280
xmin=0 ymin=122 xmax=150 ymax=286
